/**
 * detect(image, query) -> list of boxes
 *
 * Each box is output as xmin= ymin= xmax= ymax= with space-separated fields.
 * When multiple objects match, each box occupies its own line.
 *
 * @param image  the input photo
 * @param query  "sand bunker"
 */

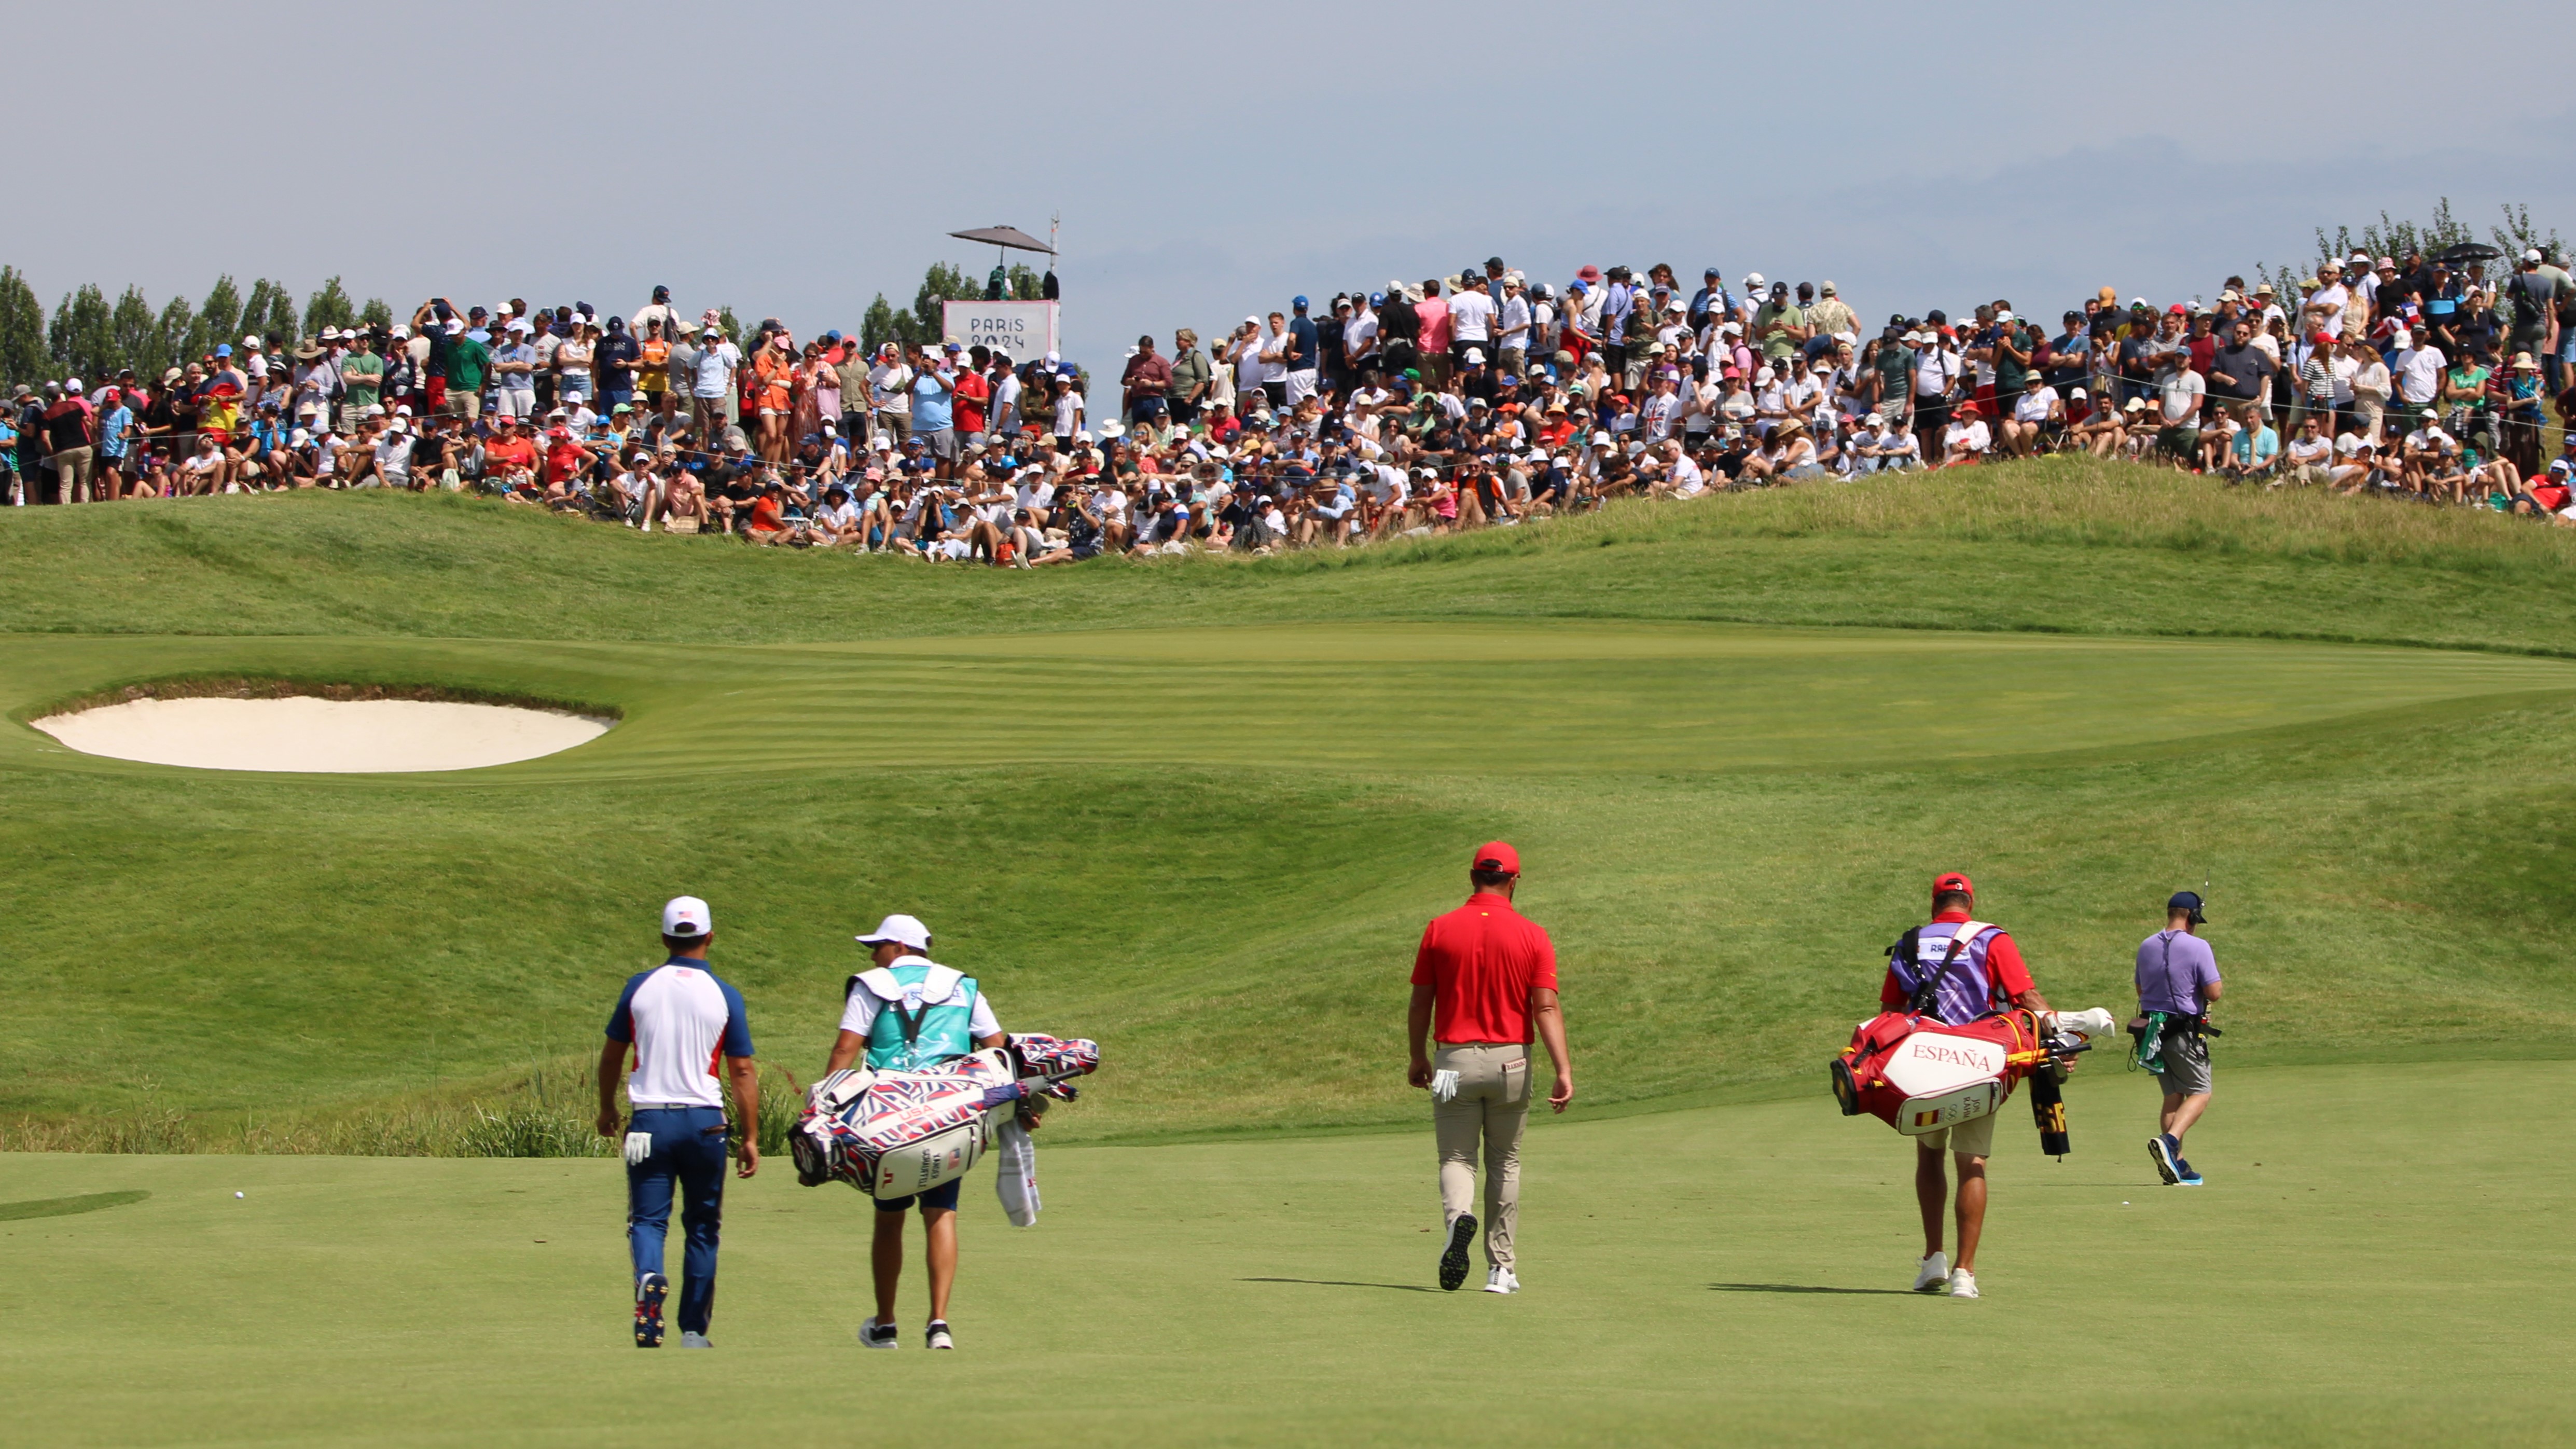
xmin=31 ymin=696 xmax=614 ymax=773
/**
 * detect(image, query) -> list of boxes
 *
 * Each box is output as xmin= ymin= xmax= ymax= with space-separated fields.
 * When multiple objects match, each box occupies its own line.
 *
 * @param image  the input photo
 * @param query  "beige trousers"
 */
xmin=1433 ymin=1042 xmax=1530 ymax=1269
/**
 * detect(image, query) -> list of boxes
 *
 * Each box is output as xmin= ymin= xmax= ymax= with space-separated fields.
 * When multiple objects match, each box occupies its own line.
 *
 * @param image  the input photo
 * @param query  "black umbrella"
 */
xmin=947 ymin=225 xmax=1055 ymax=256
xmin=2434 ymin=241 xmax=2503 ymax=265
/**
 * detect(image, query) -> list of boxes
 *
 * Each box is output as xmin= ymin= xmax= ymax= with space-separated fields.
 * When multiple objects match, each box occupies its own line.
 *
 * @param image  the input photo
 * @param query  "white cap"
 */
xmin=1744 ymin=272 xmax=1765 ymax=286
xmin=662 ymin=895 xmax=712 ymax=939
xmin=2525 ymin=249 xmax=2544 ymax=264
xmin=855 ymin=913 xmax=931 ymax=950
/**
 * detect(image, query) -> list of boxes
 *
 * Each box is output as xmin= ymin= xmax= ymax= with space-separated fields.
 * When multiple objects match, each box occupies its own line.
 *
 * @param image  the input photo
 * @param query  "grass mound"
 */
xmin=2 ymin=457 xmax=2571 ymax=1147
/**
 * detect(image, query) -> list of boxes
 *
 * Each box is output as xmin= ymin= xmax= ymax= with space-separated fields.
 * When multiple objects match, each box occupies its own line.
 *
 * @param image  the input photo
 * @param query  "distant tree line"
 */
xmin=0 ymin=269 xmax=393 ymax=391
xmin=0 ymin=256 xmax=1056 ymax=392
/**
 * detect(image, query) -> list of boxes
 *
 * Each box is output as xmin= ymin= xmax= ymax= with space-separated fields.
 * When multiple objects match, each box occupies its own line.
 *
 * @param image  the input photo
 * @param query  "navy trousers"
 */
xmin=627 ymin=1105 xmax=728 ymax=1333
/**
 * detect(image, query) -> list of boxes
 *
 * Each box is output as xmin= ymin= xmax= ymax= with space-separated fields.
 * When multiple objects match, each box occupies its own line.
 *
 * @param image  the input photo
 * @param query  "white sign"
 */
xmin=943 ymin=300 xmax=1058 ymax=364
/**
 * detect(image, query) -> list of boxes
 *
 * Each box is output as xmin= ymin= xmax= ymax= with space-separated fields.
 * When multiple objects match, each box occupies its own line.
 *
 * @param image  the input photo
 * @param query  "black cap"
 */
xmin=2167 ymin=891 xmax=2206 ymax=923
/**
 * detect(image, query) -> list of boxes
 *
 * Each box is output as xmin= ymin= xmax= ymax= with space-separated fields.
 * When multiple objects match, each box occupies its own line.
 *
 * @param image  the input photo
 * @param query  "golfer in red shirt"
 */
xmin=1407 ymin=841 xmax=1574 ymax=1295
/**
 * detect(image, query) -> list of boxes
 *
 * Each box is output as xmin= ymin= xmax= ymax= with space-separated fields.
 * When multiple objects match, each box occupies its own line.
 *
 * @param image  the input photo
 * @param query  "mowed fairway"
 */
xmin=6 ymin=620 xmax=2575 ymax=1133
xmin=5 ymin=1061 xmax=2570 ymax=1447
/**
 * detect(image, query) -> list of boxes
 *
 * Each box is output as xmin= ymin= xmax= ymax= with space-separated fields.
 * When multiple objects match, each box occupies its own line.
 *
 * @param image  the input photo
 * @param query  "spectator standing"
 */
xmin=867 ymin=342 xmax=912 ymax=448
xmin=1165 ymin=329 xmax=1210 ymax=425
xmin=692 ymin=323 xmax=742 ymax=443
xmin=1121 ymin=334 xmax=1171 ymax=425
xmin=1284 ymin=297 xmax=1320 ymax=405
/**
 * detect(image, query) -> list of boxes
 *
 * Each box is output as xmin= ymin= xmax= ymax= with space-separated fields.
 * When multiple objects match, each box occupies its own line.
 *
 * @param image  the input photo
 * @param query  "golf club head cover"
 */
xmin=2051 ymin=1008 xmax=2120 ymax=1042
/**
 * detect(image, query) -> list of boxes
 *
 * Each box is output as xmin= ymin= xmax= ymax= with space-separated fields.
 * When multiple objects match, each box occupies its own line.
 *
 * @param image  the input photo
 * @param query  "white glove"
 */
xmin=1429 ymin=1069 xmax=1461 ymax=1104
xmin=622 ymin=1131 xmax=655 ymax=1166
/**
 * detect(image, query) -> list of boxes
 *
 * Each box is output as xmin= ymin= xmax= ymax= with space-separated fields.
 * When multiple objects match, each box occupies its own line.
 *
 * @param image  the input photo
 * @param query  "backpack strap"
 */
xmin=1894 ymin=921 xmax=1989 ymax=1016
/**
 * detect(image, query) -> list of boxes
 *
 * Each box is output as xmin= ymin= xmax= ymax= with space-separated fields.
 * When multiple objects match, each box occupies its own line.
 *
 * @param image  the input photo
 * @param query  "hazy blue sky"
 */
xmin=8 ymin=1 xmax=2571 ymax=363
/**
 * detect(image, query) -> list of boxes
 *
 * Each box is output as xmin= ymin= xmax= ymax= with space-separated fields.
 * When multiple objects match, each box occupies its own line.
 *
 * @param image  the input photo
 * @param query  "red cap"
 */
xmin=1933 ymin=872 xmax=1974 ymax=899
xmin=1473 ymin=841 xmax=1521 ymax=875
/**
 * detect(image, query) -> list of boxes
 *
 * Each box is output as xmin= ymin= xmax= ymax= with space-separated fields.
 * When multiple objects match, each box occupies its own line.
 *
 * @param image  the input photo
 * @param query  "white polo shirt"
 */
xmin=607 ymin=957 xmax=753 ymax=1109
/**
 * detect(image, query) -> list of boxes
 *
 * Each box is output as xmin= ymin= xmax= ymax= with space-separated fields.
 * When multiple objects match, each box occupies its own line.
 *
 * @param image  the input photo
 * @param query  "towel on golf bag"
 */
xmin=993 ymin=1116 xmax=1039 ymax=1227
xmin=793 ymin=1033 xmax=1099 ymax=1202
xmin=1830 ymin=1008 xmax=2114 ymax=1136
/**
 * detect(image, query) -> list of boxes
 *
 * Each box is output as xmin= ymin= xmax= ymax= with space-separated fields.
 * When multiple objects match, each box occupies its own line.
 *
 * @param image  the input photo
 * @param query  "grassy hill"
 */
xmin=4 ymin=459 xmax=2572 ymax=1149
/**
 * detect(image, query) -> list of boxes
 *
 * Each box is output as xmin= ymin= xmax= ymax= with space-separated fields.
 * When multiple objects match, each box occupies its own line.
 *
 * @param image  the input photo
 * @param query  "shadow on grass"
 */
xmin=1239 ymin=1277 xmax=1442 ymax=1294
xmin=1709 ymin=1282 xmax=1920 ymax=1296
xmin=0 ymin=1190 xmax=151 ymax=1222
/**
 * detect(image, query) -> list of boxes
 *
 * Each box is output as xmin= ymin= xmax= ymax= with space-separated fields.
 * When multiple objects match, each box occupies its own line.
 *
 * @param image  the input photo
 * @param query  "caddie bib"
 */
xmin=851 ymin=960 xmax=980 ymax=1071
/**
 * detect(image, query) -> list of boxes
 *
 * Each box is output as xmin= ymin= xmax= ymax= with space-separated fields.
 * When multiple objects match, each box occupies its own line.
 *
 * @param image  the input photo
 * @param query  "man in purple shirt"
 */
xmin=2137 ymin=891 xmax=2223 ymax=1186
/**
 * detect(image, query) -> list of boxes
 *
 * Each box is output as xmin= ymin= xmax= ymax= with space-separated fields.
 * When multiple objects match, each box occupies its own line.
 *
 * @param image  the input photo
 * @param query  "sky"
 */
xmin=8 ymin=1 xmax=2573 ymax=366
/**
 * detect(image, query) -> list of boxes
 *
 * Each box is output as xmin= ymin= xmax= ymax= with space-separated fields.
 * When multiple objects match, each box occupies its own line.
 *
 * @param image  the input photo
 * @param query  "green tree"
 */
xmin=199 ymin=275 xmax=243 ymax=354
xmin=714 ymin=306 xmax=741 ymax=347
xmin=859 ymin=293 xmax=906 ymax=355
xmin=910 ymin=261 xmax=982 ymax=341
xmin=303 ymin=277 xmax=355 ymax=336
xmin=2490 ymin=203 xmax=2568 ymax=268
xmin=109 ymin=286 xmax=157 ymax=381
xmin=153 ymin=294 xmax=197 ymax=376
xmin=1008 ymin=264 xmax=1046 ymax=301
xmin=358 ymin=297 xmax=393 ymax=329
xmin=48 ymin=284 xmax=115 ymax=382
xmin=242 ymin=278 xmax=299 ymax=347
xmin=0 ymin=267 xmax=47 ymax=389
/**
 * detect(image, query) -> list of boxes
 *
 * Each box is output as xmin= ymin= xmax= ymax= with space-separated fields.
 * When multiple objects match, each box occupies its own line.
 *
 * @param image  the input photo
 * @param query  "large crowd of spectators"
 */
xmin=9 ymin=246 xmax=2576 ymax=554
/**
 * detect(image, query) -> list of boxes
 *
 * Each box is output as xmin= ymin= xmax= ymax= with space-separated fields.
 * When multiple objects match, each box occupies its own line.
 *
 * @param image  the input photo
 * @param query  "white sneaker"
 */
xmin=1482 ymin=1266 xmax=1520 ymax=1294
xmin=678 ymin=1331 xmax=712 ymax=1349
xmin=1947 ymin=1269 xmax=1979 ymax=1300
xmin=858 ymin=1317 xmax=898 ymax=1349
xmin=1912 ymin=1251 xmax=1949 ymax=1293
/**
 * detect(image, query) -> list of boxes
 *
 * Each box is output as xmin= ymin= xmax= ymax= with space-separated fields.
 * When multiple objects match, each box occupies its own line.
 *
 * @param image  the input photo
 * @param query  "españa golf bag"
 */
xmin=791 ymin=1033 xmax=1099 ymax=1200
xmin=1831 ymin=1006 xmax=2117 ymax=1154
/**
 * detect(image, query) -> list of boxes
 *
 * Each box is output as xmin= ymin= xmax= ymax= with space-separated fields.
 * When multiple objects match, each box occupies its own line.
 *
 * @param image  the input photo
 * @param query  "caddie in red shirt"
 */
xmin=1883 ymin=872 xmax=2054 ymax=1300
xmin=1407 ymin=841 xmax=1574 ymax=1295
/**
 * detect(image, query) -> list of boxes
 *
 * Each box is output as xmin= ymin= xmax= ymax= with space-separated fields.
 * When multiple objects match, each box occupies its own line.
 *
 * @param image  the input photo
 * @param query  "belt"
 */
xmin=1435 ymin=1041 xmax=1527 ymax=1050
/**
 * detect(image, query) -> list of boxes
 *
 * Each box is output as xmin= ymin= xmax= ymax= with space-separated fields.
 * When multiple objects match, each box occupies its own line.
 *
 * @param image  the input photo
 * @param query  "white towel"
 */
xmin=993 ymin=1117 xmax=1040 ymax=1227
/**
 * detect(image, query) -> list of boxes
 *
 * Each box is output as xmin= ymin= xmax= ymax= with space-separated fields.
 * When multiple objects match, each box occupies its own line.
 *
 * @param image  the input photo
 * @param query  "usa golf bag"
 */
xmin=1831 ymin=1007 xmax=2115 ymax=1153
xmin=792 ymin=1033 xmax=1099 ymax=1200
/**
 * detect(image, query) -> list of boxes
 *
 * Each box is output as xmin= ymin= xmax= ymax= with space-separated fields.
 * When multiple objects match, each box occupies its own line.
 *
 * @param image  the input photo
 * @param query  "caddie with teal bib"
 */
xmin=822 ymin=912 xmax=1006 ymax=1353
xmin=852 ymin=958 xmax=982 ymax=1071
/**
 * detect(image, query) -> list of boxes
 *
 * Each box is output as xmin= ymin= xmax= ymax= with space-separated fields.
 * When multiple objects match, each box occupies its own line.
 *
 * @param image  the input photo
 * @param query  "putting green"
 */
xmin=9 ymin=624 xmax=2573 ymax=778
xmin=4 ymin=1061 xmax=2566 ymax=1446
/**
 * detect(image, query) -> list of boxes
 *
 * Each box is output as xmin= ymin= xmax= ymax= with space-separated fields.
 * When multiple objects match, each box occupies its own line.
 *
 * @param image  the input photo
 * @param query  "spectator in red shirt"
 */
xmin=1885 ymin=872 xmax=2054 ymax=1301
xmin=1119 ymin=335 xmax=1171 ymax=426
xmin=1406 ymin=840 xmax=1573 ymax=1295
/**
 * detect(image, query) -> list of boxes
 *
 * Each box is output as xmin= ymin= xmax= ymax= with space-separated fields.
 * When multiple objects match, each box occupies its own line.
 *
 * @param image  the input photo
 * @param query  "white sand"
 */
xmin=31 ymin=696 xmax=614 ymax=773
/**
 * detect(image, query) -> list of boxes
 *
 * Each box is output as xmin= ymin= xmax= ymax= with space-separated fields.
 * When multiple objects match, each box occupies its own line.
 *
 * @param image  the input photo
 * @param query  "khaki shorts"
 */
xmin=1916 ymin=1104 xmax=1997 ymax=1158
xmin=2153 ymin=1030 xmax=2213 ymax=1096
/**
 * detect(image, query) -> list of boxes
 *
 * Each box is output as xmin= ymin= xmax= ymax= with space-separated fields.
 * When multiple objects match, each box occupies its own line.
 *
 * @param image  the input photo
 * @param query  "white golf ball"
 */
xmin=234 ymin=1192 xmax=245 ymax=1199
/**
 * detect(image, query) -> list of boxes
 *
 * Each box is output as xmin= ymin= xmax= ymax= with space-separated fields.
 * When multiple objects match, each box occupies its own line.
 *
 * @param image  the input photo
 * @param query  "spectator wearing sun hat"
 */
xmin=1406 ymin=841 xmax=1573 ymax=1295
